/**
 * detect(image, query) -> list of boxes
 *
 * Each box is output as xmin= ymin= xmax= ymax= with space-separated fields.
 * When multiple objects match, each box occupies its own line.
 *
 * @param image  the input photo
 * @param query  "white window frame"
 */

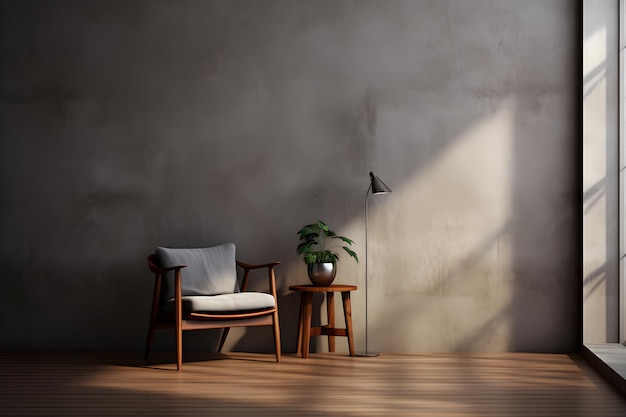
xmin=618 ymin=0 xmax=626 ymax=343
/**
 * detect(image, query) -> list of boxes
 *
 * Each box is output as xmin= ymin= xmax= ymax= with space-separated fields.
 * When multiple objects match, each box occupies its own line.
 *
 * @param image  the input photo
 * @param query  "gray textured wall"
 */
xmin=0 ymin=0 xmax=580 ymax=353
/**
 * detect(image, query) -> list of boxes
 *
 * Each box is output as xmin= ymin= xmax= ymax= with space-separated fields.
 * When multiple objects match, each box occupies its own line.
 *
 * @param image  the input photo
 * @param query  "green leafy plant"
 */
xmin=297 ymin=220 xmax=359 ymax=265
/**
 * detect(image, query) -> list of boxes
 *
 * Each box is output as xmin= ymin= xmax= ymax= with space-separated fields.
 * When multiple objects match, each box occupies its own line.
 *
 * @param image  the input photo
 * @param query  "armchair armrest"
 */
xmin=147 ymin=254 xmax=187 ymax=274
xmin=236 ymin=260 xmax=282 ymax=270
xmin=146 ymin=254 xmax=188 ymax=323
xmin=236 ymin=260 xmax=281 ymax=299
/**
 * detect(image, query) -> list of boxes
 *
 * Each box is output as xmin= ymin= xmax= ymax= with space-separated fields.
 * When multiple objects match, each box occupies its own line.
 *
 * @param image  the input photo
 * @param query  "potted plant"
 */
xmin=296 ymin=220 xmax=359 ymax=286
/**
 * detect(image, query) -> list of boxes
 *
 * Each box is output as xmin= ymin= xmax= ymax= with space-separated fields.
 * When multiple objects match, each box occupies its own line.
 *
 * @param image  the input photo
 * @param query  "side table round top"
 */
xmin=289 ymin=284 xmax=357 ymax=293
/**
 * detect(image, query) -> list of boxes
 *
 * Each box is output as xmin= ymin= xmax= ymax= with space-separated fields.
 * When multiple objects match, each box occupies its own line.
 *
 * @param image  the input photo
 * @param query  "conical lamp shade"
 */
xmin=369 ymin=171 xmax=392 ymax=194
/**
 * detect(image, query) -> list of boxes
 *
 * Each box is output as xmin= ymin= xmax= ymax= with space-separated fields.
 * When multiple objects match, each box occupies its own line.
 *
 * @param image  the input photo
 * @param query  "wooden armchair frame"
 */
xmin=145 ymin=254 xmax=281 ymax=370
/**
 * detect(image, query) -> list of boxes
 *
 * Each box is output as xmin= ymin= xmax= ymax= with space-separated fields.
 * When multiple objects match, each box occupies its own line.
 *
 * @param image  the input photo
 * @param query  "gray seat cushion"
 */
xmin=156 ymin=243 xmax=239 ymax=301
xmin=163 ymin=292 xmax=276 ymax=315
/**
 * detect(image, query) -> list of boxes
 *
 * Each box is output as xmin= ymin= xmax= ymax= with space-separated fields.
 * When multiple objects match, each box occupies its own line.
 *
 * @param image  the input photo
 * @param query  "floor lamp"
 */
xmin=356 ymin=171 xmax=391 ymax=357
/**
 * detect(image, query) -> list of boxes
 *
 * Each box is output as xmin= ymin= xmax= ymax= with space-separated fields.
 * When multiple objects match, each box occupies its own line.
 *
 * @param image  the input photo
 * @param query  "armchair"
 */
xmin=144 ymin=243 xmax=281 ymax=370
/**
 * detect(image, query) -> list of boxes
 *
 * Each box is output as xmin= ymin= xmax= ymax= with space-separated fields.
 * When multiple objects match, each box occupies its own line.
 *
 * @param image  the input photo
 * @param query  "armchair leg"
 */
xmin=144 ymin=324 xmax=155 ymax=360
xmin=176 ymin=324 xmax=183 ymax=371
xmin=218 ymin=328 xmax=231 ymax=352
xmin=272 ymin=310 xmax=281 ymax=363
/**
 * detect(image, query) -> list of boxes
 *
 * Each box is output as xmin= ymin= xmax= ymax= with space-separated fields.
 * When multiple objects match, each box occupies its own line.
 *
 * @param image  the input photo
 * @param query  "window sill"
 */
xmin=583 ymin=344 xmax=626 ymax=396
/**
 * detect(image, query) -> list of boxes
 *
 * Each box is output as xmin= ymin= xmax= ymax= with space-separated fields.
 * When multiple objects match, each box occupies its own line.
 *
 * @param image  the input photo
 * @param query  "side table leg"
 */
xmin=326 ymin=292 xmax=335 ymax=353
xmin=302 ymin=292 xmax=313 ymax=358
xmin=296 ymin=294 xmax=304 ymax=355
xmin=342 ymin=291 xmax=355 ymax=357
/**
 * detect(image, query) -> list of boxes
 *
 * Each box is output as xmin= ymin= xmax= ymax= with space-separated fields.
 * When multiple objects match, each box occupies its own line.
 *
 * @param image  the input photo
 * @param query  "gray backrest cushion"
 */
xmin=156 ymin=243 xmax=239 ymax=301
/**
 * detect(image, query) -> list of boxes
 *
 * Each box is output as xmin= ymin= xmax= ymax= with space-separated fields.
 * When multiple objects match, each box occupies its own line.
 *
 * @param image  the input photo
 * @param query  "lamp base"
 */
xmin=354 ymin=351 xmax=380 ymax=357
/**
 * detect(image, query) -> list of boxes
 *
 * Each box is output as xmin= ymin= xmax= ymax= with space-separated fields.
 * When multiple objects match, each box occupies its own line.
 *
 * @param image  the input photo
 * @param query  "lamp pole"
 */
xmin=357 ymin=171 xmax=391 ymax=357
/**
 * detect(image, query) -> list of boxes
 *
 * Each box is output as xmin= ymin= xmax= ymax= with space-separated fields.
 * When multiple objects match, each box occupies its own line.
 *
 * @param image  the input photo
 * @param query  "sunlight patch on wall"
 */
xmin=583 ymin=26 xmax=607 ymax=79
xmin=582 ymin=18 xmax=609 ymax=344
xmin=364 ymin=98 xmax=516 ymax=351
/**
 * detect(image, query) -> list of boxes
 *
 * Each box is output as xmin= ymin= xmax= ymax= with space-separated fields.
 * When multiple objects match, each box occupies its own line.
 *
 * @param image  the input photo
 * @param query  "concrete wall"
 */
xmin=0 ymin=0 xmax=580 ymax=353
xmin=582 ymin=0 xmax=620 ymax=345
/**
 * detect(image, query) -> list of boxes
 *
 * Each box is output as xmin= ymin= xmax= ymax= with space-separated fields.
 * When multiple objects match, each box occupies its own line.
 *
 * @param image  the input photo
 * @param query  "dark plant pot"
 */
xmin=307 ymin=262 xmax=337 ymax=287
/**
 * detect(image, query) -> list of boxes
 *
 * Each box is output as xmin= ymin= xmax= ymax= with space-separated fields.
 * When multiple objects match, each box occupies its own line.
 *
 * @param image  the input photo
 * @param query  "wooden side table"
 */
xmin=289 ymin=284 xmax=357 ymax=358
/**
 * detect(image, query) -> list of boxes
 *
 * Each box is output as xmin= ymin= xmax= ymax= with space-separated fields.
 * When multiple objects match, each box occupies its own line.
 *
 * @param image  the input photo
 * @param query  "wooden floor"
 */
xmin=1 ymin=352 xmax=625 ymax=417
